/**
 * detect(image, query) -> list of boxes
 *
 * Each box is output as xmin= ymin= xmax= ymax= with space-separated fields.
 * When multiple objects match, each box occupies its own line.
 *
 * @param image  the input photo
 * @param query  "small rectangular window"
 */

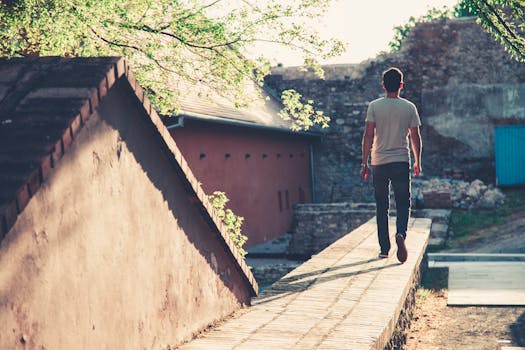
xmin=299 ymin=187 xmax=305 ymax=203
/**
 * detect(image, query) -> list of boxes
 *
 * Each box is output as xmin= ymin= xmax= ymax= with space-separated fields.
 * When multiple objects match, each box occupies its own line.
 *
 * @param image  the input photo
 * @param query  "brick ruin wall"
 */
xmin=288 ymin=202 xmax=450 ymax=258
xmin=287 ymin=203 xmax=376 ymax=258
xmin=266 ymin=17 xmax=525 ymax=204
xmin=311 ymin=102 xmax=374 ymax=203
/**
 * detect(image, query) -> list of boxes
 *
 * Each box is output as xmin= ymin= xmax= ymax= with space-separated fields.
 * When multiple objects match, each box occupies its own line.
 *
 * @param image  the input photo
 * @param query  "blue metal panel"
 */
xmin=495 ymin=125 xmax=525 ymax=186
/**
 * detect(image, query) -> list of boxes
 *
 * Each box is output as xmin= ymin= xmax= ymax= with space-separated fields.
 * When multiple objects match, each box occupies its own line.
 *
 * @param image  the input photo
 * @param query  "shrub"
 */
xmin=208 ymin=191 xmax=248 ymax=258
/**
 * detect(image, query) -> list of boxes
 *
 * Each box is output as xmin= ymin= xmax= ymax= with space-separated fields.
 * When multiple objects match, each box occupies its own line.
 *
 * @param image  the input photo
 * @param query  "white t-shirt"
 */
xmin=365 ymin=97 xmax=421 ymax=166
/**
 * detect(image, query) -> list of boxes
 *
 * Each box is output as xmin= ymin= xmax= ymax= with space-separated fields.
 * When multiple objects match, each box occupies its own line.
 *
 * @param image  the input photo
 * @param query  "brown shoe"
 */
xmin=396 ymin=235 xmax=408 ymax=263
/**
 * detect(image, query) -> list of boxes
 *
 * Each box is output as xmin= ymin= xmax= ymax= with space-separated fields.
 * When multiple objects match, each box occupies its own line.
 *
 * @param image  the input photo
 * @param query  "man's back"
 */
xmin=365 ymin=97 xmax=420 ymax=165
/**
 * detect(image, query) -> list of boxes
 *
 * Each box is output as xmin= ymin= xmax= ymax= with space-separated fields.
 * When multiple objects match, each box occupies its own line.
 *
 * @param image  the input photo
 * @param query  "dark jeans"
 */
xmin=372 ymin=162 xmax=411 ymax=254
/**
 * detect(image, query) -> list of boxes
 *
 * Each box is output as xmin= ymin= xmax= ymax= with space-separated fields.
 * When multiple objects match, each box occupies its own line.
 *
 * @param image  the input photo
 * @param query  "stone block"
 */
xmin=288 ymin=203 xmax=375 ymax=258
xmin=423 ymin=191 xmax=452 ymax=209
xmin=430 ymin=223 xmax=448 ymax=238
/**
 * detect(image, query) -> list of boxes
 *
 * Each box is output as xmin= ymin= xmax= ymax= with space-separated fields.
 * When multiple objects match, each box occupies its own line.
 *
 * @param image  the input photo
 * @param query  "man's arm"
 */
xmin=361 ymin=121 xmax=375 ymax=180
xmin=409 ymin=126 xmax=422 ymax=177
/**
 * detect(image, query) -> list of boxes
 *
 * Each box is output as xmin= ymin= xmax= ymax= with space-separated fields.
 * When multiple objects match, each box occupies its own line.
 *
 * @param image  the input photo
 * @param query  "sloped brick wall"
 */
xmin=0 ymin=80 xmax=254 ymax=349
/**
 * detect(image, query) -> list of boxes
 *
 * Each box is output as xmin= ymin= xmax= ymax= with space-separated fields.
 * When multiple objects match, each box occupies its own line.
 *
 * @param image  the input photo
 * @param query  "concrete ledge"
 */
xmin=179 ymin=217 xmax=431 ymax=349
xmin=428 ymin=253 xmax=525 ymax=263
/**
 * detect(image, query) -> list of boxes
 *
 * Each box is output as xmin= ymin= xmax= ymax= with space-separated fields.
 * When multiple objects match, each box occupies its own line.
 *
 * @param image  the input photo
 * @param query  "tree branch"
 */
xmin=179 ymin=0 xmax=223 ymax=21
xmin=480 ymin=0 xmax=520 ymax=40
xmin=185 ymin=44 xmax=256 ymax=83
xmin=134 ymin=3 xmax=152 ymax=25
xmin=90 ymin=27 xmax=178 ymax=73
xmin=248 ymin=38 xmax=317 ymax=55
xmin=473 ymin=0 xmax=525 ymax=59
xmin=110 ymin=21 xmax=243 ymax=50
xmin=158 ymin=29 xmax=242 ymax=49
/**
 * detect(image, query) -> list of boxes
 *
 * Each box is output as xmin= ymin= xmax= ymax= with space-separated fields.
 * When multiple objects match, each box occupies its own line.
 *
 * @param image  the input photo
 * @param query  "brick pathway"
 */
xmin=179 ymin=217 xmax=431 ymax=350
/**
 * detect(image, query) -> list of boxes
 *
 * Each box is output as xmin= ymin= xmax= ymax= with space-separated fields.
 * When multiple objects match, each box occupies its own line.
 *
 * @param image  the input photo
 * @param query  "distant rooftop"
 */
xmin=175 ymin=80 xmax=293 ymax=130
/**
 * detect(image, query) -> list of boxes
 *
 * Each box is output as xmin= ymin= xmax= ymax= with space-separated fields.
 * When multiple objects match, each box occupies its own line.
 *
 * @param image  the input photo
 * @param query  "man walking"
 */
xmin=361 ymin=67 xmax=422 ymax=263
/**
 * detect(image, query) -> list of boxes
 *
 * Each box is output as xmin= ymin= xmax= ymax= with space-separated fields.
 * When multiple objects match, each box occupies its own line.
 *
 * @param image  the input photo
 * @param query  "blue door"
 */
xmin=495 ymin=125 xmax=525 ymax=186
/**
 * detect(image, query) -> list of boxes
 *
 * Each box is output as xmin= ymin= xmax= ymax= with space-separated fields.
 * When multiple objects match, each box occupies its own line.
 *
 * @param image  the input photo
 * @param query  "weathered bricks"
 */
xmin=288 ymin=203 xmax=376 ymax=258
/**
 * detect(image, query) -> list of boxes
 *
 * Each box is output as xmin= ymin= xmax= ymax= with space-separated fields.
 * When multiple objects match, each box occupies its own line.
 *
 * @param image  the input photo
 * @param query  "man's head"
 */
xmin=382 ymin=67 xmax=403 ymax=93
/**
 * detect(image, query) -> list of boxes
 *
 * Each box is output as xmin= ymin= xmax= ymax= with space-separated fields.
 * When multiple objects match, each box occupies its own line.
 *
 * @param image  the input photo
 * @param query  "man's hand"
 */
xmin=361 ymin=122 xmax=375 ymax=181
xmin=413 ymin=162 xmax=421 ymax=177
xmin=409 ymin=126 xmax=422 ymax=177
xmin=361 ymin=164 xmax=370 ymax=181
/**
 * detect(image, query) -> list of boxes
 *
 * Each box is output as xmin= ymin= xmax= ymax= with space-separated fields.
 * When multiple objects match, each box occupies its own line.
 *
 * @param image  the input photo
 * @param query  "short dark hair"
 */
xmin=382 ymin=67 xmax=403 ymax=92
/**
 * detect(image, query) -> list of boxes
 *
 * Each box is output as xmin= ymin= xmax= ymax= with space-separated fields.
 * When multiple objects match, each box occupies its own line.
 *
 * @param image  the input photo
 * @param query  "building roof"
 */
xmin=0 ymin=56 xmax=257 ymax=295
xmin=0 ymin=56 xmax=110 ymax=230
xmin=166 ymin=76 xmax=323 ymax=137
xmin=178 ymin=81 xmax=290 ymax=128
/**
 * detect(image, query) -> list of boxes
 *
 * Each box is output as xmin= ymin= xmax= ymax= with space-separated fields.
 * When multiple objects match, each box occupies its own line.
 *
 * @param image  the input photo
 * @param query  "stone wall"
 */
xmin=266 ymin=17 xmax=525 ymax=197
xmin=385 ymin=257 xmax=425 ymax=350
xmin=312 ymin=103 xmax=374 ymax=203
xmin=288 ymin=203 xmax=376 ymax=258
xmin=421 ymin=83 xmax=525 ymax=180
xmin=289 ymin=204 xmax=451 ymax=257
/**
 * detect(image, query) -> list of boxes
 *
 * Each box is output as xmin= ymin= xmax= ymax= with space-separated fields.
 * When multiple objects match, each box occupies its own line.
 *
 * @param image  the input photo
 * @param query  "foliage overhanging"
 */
xmin=0 ymin=0 xmax=343 ymax=129
xmin=389 ymin=0 xmax=524 ymax=62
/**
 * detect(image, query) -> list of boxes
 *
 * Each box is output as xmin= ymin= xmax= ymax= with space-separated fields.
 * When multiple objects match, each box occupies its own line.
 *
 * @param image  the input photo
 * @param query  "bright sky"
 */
xmin=255 ymin=0 xmax=461 ymax=66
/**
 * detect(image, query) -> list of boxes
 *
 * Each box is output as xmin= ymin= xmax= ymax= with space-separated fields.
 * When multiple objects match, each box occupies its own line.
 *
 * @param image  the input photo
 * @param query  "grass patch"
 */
xmin=446 ymin=187 xmax=525 ymax=249
xmin=415 ymin=287 xmax=433 ymax=304
xmin=417 ymin=267 xmax=448 ymax=304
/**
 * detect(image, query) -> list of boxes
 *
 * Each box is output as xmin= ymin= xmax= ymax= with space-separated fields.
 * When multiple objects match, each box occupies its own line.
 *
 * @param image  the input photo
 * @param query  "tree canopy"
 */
xmin=0 ymin=0 xmax=344 ymax=130
xmin=389 ymin=0 xmax=524 ymax=62
xmin=466 ymin=0 xmax=524 ymax=62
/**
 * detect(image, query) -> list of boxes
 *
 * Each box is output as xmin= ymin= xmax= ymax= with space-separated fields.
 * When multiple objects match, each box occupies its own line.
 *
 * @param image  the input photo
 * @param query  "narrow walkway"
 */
xmin=179 ymin=217 xmax=431 ymax=350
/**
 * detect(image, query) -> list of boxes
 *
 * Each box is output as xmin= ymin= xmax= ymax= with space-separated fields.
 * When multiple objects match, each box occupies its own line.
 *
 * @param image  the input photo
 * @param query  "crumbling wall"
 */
xmin=312 ymin=103 xmax=374 ymax=203
xmin=288 ymin=203 xmax=375 ymax=258
xmin=266 ymin=17 xmax=525 ymax=201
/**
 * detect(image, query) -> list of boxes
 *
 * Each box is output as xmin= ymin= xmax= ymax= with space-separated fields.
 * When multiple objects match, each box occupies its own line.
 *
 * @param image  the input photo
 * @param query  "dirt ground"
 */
xmin=446 ymin=216 xmax=525 ymax=254
xmin=405 ymin=288 xmax=525 ymax=350
xmin=404 ymin=214 xmax=525 ymax=350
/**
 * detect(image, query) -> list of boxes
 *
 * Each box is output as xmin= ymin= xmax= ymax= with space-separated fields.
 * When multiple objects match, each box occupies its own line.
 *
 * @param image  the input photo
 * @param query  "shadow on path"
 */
xmin=255 ymin=258 xmax=400 ymax=305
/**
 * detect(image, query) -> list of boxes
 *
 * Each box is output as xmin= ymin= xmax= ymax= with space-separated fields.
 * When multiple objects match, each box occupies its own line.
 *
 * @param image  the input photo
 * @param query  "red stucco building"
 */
xmin=165 ymin=88 xmax=320 ymax=247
